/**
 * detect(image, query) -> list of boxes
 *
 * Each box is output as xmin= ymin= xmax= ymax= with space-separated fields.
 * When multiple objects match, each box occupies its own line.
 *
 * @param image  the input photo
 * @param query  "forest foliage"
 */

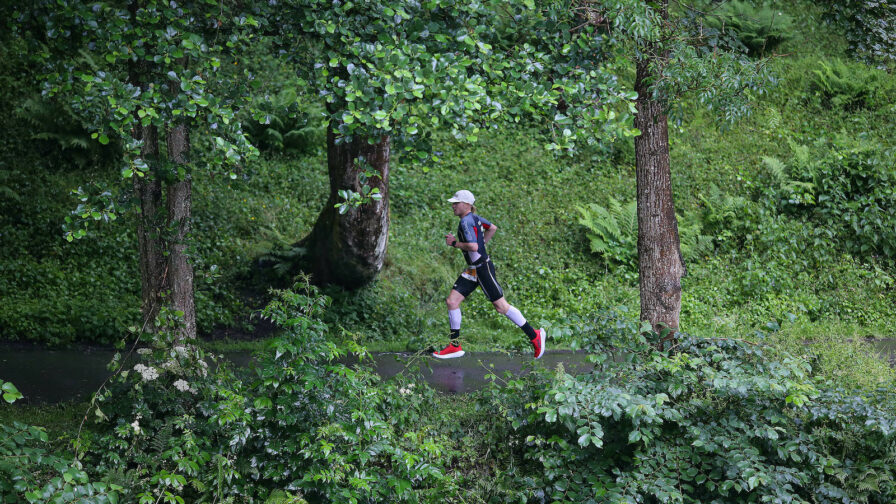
xmin=1 ymin=0 xmax=895 ymax=502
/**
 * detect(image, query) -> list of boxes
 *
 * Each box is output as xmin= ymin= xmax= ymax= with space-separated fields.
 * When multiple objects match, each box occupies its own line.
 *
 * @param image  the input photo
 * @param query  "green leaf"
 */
xmin=2 ymin=381 xmax=23 ymax=403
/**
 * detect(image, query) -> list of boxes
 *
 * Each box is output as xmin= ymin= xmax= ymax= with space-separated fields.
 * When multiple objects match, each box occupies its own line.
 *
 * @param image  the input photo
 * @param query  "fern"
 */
xmin=703 ymin=1 xmax=793 ymax=56
xmin=786 ymin=138 xmax=811 ymax=169
xmin=578 ymin=198 xmax=712 ymax=269
xmin=763 ymin=155 xmax=816 ymax=206
xmin=150 ymin=422 xmax=173 ymax=454
xmin=809 ymin=58 xmax=884 ymax=110
xmin=15 ymin=97 xmax=116 ymax=167
xmin=761 ymin=156 xmax=787 ymax=184
xmin=576 ymin=197 xmax=637 ymax=271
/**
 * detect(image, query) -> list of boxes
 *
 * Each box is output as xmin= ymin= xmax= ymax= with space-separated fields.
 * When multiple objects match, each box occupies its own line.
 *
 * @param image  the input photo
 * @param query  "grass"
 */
xmin=0 ymin=401 xmax=87 ymax=442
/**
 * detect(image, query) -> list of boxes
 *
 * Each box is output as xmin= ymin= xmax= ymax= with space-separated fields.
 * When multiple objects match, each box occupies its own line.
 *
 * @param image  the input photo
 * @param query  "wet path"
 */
xmin=0 ymin=346 xmax=595 ymax=404
xmin=2 ymin=340 xmax=894 ymax=404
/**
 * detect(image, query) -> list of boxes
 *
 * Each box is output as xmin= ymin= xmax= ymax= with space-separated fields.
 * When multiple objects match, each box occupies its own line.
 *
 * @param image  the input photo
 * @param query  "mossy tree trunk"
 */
xmin=302 ymin=121 xmax=390 ymax=288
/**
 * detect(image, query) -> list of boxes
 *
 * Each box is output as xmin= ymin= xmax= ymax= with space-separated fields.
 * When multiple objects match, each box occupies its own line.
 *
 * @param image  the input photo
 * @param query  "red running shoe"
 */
xmin=531 ymin=328 xmax=546 ymax=359
xmin=433 ymin=343 xmax=465 ymax=359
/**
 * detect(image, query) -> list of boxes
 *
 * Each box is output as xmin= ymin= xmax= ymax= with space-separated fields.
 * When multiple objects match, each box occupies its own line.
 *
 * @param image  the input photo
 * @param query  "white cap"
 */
xmin=447 ymin=190 xmax=475 ymax=204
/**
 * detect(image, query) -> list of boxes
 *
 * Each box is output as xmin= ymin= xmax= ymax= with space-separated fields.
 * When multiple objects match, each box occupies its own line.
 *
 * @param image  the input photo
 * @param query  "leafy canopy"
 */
xmin=13 ymin=0 xmax=263 ymax=237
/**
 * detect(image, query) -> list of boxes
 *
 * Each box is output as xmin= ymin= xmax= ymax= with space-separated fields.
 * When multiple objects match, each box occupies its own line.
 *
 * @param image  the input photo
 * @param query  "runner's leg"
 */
xmin=492 ymin=297 xmax=537 ymax=340
xmin=446 ymin=289 xmax=466 ymax=344
xmin=479 ymin=261 xmax=537 ymax=340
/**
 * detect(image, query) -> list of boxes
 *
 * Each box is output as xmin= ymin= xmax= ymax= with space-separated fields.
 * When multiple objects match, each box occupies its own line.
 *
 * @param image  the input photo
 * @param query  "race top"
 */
xmin=457 ymin=212 xmax=492 ymax=267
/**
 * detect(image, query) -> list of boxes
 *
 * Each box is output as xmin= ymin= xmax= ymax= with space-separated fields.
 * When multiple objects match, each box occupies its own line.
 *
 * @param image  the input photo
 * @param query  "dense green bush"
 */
xmin=808 ymin=58 xmax=891 ymax=110
xmin=62 ymin=280 xmax=467 ymax=502
xmin=703 ymin=1 xmax=794 ymax=56
xmin=0 ymin=422 xmax=123 ymax=503
xmin=769 ymin=140 xmax=896 ymax=262
xmin=480 ymin=322 xmax=896 ymax=503
xmin=829 ymin=0 xmax=896 ymax=70
xmin=3 ymin=282 xmax=895 ymax=503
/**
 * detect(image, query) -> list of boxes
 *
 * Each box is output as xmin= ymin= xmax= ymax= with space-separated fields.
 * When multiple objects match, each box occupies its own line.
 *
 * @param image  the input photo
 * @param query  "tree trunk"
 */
xmin=129 ymin=0 xmax=167 ymax=332
xmin=303 ymin=122 xmax=391 ymax=288
xmin=634 ymin=56 xmax=685 ymax=335
xmin=134 ymin=124 xmax=166 ymax=331
xmin=166 ymin=123 xmax=196 ymax=340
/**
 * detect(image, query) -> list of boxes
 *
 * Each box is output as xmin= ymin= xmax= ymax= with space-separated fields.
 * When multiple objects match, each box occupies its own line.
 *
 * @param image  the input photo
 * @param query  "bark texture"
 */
xmin=634 ymin=56 xmax=685 ymax=334
xmin=166 ymin=123 xmax=196 ymax=340
xmin=302 ymin=123 xmax=391 ymax=288
xmin=134 ymin=123 xmax=166 ymax=330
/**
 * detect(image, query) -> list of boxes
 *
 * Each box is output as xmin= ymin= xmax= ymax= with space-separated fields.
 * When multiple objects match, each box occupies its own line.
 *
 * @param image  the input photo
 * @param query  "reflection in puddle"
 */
xmin=430 ymin=366 xmax=467 ymax=394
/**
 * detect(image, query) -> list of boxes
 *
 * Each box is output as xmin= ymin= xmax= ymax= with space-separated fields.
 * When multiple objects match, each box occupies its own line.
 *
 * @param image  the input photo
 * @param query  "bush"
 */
xmin=829 ymin=0 xmax=896 ymax=70
xmin=772 ymin=140 xmax=896 ymax=262
xmin=69 ymin=279 xmax=467 ymax=502
xmin=0 ymin=422 xmax=124 ymax=503
xmin=703 ymin=1 xmax=794 ymax=56
xmin=481 ymin=324 xmax=896 ymax=503
xmin=808 ymin=58 xmax=890 ymax=110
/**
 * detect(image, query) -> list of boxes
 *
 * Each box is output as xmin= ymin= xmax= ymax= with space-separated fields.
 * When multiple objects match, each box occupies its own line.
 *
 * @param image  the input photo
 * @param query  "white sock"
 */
xmin=449 ymin=309 xmax=461 ymax=330
xmin=504 ymin=306 xmax=526 ymax=327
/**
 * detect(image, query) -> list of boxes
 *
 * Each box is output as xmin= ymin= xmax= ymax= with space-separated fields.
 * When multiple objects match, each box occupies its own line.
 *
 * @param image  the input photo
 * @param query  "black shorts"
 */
xmin=452 ymin=259 xmax=504 ymax=302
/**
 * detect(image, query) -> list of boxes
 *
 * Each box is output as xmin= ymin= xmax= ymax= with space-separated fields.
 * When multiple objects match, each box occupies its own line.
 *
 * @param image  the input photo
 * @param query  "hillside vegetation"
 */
xmin=2 ymin=2 xmax=896 ymax=503
xmin=3 ymin=4 xmax=892 ymax=362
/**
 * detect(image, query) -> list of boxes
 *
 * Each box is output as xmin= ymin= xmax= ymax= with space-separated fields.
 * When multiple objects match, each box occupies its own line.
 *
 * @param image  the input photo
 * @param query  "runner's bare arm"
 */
xmin=445 ymin=233 xmax=478 ymax=251
xmin=484 ymin=224 xmax=497 ymax=244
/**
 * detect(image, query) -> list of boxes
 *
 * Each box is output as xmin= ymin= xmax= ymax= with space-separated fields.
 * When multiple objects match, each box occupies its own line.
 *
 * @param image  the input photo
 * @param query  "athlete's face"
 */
xmin=452 ymin=202 xmax=471 ymax=216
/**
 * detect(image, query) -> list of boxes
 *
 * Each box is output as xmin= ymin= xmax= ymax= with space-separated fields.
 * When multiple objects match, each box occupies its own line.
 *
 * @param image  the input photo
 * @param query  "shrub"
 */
xmin=829 ymin=0 xmax=896 ymax=70
xmin=235 ymin=283 xmax=455 ymax=502
xmin=71 ymin=278 xmax=464 ymax=502
xmin=808 ymin=58 xmax=888 ymax=110
xmin=773 ymin=141 xmax=896 ymax=262
xmin=703 ymin=1 xmax=794 ymax=56
xmin=1 ymin=385 xmax=122 ymax=504
xmin=0 ymin=422 xmax=123 ymax=504
xmin=482 ymin=323 xmax=896 ymax=503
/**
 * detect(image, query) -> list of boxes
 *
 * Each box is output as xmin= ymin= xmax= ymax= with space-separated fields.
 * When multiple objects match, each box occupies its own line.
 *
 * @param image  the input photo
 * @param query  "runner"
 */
xmin=432 ymin=189 xmax=546 ymax=359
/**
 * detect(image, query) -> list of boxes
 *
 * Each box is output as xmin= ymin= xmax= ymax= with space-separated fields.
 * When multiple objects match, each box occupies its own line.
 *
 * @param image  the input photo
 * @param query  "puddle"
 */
xmin=1 ymin=340 xmax=893 ymax=404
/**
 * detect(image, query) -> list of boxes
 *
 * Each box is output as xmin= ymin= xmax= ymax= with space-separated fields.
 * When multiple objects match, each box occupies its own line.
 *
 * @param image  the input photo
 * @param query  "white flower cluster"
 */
xmin=161 ymin=359 xmax=181 ymax=372
xmin=173 ymin=379 xmax=196 ymax=394
xmin=131 ymin=419 xmax=141 ymax=434
xmin=133 ymin=363 xmax=160 ymax=381
xmin=399 ymin=383 xmax=416 ymax=396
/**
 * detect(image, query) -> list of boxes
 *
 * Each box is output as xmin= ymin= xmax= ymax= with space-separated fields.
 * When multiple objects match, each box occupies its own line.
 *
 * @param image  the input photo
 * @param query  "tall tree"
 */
xmin=509 ymin=0 xmax=770 ymax=334
xmin=15 ymin=0 xmax=260 ymax=340
xmin=272 ymin=0 xmax=586 ymax=288
xmin=632 ymin=1 xmax=685 ymax=334
xmin=583 ymin=0 xmax=768 ymax=334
